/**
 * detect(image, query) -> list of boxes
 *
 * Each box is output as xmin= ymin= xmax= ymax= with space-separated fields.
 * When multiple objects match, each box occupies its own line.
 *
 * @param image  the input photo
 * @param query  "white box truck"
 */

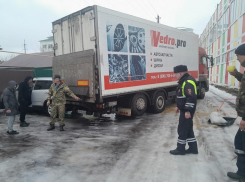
xmin=52 ymin=5 xmax=209 ymax=116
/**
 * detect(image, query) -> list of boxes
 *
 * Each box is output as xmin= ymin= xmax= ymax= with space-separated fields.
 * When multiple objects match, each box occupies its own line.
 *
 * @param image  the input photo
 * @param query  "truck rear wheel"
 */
xmin=131 ymin=93 xmax=147 ymax=116
xmin=198 ymin=84 xmax=205 ymax=99
xmin=152 ymin=92 xmax=166 ymax=113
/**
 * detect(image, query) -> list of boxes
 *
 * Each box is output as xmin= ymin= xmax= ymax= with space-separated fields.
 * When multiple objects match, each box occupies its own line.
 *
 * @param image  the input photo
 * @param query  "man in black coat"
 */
xmin=3 ymin=80 xmax=19 ymax=135
xmin=170 ymin=65 xmax=198 ymax=155
xmin=18 ymin=76 xmax=33 ymax=127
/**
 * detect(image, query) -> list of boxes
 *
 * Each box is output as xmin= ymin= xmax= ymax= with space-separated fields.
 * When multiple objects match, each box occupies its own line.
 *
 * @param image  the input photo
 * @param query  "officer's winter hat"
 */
xmin=53 ymin=75 xmax=61 ymax=79
xmin=173 ymin=65 xmax=188 ymax=73
xmin=235 ymin=44 xmax=245 ymax=55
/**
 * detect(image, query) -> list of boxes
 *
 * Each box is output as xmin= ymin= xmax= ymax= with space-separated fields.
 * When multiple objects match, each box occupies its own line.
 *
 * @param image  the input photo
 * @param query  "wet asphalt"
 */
xmin=0 ymin=90 xmax=240 ymax=182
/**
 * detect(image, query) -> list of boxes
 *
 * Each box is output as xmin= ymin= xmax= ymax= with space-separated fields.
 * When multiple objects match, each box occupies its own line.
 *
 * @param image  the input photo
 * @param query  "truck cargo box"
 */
xmin=52 ymin=5 xmax=199 ymax=104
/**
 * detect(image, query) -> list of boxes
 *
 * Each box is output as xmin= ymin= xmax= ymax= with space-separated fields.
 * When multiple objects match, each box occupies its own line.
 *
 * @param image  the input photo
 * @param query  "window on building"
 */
xmin=48 ymin=44 xmax=53 ymax=49
xmin=230 ymin=1 xmax=234 ymax=24
xmin=223 ymin=9 xmax=229 ymax=31
xmin=229 ymin=49 xmax=236 ymax=62
xmin=213 ymin=25 xmax=217 ymax=40
xmin=222 ymin=53 xmax=227 ymax=63
xmin=202 ymin=38 xmax=206 ymax=49
xmin=217 ymin=18 xmax=222 ymax=37
xmin=209 ymin=27 xmax=214 ymax=43
xmin=43 ymin=45 xmax=47 ymax=49
xmin=240 ymin=0 xmax=245 ymax=16
xmin=216 ymin=56 xmax=220 ymax=65
xmin=231 ymin=0 xmax=239 ymax=24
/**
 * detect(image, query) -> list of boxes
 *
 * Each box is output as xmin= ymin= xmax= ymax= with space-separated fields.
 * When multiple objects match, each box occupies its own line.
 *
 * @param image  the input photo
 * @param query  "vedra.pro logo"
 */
xmin=150 ymin=30 xmax=186 ymax=48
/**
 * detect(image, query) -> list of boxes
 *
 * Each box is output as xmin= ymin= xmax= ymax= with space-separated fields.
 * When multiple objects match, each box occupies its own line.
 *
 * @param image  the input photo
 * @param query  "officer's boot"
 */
xmin=47 ymin=124 xmax=55 ymax=131
xmin=186 ymin=141 xmax=198 ymax=154
xmin=60 ymin=125 xmax=65 ymax=131
xmin=227 ymin=156 xmax=245 ymax=180
xmin=170 ymin=148 xmax=185 ymax=155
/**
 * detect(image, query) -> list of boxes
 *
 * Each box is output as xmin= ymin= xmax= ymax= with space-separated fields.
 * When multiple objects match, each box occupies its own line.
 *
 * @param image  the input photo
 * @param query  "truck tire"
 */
xmin=198 ymin=84 xmax=205 ymax=99
xmin=152 ymin=92 xmax=166 ymax=113
xmin=131 ymin=93 xmax=147 ymax=116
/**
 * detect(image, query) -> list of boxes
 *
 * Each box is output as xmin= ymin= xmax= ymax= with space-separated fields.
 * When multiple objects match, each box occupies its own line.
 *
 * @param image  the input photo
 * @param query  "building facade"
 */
xmin=39 ymin=36 xmax=54 ymax=52
xmin=199 ymin=0 xmax=245 ymax=87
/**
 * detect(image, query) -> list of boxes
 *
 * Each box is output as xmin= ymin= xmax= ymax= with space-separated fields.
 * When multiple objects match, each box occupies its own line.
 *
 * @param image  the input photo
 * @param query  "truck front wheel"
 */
xmin=152 ymin=92 xmax=166 ymax=113
xmin=131 ymin=93 xmax=147 ymax=116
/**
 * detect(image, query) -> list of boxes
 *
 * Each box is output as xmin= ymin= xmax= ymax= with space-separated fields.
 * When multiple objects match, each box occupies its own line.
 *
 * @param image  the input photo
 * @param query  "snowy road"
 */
xmin=0 ymin=85 xmax=241 ymax=182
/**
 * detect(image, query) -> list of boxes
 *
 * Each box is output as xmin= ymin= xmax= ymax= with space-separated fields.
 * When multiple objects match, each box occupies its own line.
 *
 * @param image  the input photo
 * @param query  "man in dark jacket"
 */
xmin=18 ymin=76 xmax=33 ymax=127
xmin=3 ymin=81 xmax=19 ymax=135
xmin=227 ymin=44 xmax=245 ymax=181
xmin=170 ymin=65 xmax=198 ymax=155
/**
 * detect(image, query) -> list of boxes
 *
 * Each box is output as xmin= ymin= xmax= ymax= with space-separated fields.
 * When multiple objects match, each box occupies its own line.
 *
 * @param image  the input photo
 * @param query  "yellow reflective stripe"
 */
xmin=182 ymin=80 xmax=197 ymax=96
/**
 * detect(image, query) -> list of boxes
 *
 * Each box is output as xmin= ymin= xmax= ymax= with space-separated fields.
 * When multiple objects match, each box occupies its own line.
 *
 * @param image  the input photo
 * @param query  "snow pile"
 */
xmin=209 ymin=112 xmax=228 ymax=124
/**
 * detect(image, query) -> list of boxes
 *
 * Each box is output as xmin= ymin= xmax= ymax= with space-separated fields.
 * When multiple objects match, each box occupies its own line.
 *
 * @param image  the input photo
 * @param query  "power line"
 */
xmin=146 ymin=0 xmax=159 ymax=15
xmin=81 ymin=0 xmax=93 ymax=6
xmin=141 ymin=0 xmax=157 ymax=18
xmin=134 ymin=0 xmax=154 ymax=20
xmin=124 ymin=0 xmax=147 ymax=18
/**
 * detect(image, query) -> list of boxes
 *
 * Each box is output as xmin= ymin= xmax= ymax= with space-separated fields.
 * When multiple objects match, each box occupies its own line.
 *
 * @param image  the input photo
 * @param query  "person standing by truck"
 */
xmin=170 ymin=65 xmax=198 ymax=155
xmin=18 ymin=76 xmax=33 ymax=127
xmin=3 ymin=81 xmax=19 ymax=135
xmin=227 ymin=44 xmax=245 ymax=181
xmin=47 ymin=75 xmax=80 ymax=131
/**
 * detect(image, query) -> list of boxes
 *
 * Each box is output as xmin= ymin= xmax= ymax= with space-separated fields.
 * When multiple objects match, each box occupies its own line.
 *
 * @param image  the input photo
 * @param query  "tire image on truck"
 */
xmin=51 ymin=5 xmax=209 ymax=117
xmin=107 ymin=23 xmax=127 ymax=52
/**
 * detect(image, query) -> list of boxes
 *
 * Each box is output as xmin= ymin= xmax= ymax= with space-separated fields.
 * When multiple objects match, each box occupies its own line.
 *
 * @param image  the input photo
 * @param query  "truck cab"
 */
xmin=198 ymin=47 xmax=210 ymax=99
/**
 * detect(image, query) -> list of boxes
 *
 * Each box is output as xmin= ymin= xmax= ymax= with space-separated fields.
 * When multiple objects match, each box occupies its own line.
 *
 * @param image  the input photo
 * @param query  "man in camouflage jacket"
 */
xmin=47 ymin=75 xmax=80 ymax=131
xmin=227 ymin=43 xmax=245 ymax=181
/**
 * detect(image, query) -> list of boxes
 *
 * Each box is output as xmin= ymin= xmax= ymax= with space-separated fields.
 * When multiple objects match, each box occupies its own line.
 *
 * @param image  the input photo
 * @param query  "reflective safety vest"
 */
xmin=182 ymin=80 xmax=197 ymax=97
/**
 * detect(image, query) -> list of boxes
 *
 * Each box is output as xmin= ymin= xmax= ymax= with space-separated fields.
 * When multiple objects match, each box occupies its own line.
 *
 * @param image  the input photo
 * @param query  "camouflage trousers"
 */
xmin=49 ymin=104 xmax=65 ymax=126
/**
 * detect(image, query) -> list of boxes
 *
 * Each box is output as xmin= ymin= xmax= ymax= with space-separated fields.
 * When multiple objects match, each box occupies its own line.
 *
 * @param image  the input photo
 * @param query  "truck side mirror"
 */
xmin=210 ymin=57 xmax=214 ymax=67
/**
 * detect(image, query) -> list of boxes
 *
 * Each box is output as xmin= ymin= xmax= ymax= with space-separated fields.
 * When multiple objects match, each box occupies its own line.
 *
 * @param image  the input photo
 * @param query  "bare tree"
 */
xmin=0 ymin=54 xmax=18 ymax=62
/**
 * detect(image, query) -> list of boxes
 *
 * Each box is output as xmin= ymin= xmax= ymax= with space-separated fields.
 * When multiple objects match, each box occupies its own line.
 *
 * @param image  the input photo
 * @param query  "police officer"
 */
xmin=47 ymin=75 xmax=80 ymax=131
xmin=227 ymin=44 xmax=245 ymax=181
xmin=170 ymin=65 xmax=198 ymax=155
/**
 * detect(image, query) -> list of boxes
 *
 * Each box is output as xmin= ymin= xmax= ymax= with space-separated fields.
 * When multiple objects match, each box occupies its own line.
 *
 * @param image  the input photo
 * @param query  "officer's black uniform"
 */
xmin=170 ymin=65 xmax=198 ymax=155
xmin=233 ymin=130 xmax=245 ymax=177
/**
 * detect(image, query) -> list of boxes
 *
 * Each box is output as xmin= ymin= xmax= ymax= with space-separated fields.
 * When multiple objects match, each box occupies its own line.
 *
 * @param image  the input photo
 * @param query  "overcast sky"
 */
xmin=0 ymin=0 xmax=219 ymax=57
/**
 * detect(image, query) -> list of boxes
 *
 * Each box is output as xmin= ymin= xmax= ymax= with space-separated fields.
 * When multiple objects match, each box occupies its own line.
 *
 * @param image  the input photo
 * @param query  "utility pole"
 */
xmin=23 ymin=40 xmax=27 ymax=53
xmin=156 ymin=15 xmax=161 ymax=23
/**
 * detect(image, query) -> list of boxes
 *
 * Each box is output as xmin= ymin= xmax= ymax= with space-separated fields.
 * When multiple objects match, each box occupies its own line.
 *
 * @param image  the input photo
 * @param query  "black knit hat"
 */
xmin=235 ymin=44 xmax=245 ymax=55
xmin=173 ymin=65 xmax=188 ymax=73
xmin=53 ymin=75 xmax=61 ymax=79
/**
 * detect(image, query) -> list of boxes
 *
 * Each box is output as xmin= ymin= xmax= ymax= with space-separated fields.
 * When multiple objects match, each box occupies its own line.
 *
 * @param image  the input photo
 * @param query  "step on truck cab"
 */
xmin=52 ymin=5 xmax=209 ymax=117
